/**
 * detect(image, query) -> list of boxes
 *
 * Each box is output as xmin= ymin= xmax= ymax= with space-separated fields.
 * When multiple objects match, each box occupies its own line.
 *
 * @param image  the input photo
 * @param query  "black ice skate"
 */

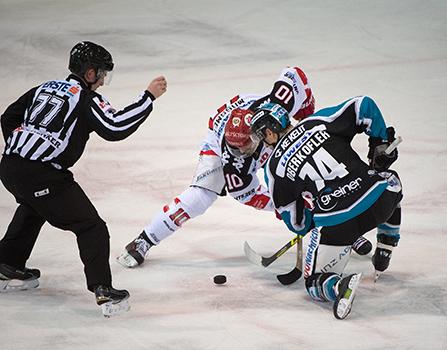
xmin=352 ymin=236 xmax=373 ymax=256
xmin=95 ymin=285 xmax=130 ymax=317
xmin=0 ymin=263 xmax=40 ymax=292
xmin=372 ymin=234 xmax=399 ymax=281
xmin=116 ymin=231 xmax=153 ymax=268
xmin=333 ymin=273 xmax=362 ymax=320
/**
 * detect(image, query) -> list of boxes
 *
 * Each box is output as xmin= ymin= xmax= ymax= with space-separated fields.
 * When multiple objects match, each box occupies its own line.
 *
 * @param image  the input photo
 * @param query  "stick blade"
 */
xmin=276 ymin=268 xmax=302 ymax=285
xmin=244 ymin=241 xmax=263 ymax=267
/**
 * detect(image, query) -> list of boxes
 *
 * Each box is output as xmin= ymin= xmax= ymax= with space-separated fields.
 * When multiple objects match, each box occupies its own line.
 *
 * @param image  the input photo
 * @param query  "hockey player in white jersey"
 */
xmin=117 ymin=66 xmax=315 ymax=268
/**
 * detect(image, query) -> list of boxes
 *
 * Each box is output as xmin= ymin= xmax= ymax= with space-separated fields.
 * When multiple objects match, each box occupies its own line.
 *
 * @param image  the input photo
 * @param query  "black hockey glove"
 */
xmin=367 ymin=127 xmax=398 ymax=171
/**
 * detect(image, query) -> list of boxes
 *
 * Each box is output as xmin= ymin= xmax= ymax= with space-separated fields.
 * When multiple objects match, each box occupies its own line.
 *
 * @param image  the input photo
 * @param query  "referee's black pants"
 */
xmin=0 ymin=155 xmax=112 ymax=291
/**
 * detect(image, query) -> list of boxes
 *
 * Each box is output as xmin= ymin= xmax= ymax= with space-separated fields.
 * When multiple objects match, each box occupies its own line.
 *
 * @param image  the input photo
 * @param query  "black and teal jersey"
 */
xmin=266 ymin=96 xmax=392 ymax=234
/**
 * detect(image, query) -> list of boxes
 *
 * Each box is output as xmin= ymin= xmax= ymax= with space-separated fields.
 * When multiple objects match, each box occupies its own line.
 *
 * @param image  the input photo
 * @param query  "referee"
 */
xmin=0 ymin=41 xmax=167 ymax=316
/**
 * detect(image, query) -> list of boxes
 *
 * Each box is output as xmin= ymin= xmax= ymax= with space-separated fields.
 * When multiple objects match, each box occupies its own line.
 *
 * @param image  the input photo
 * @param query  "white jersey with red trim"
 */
xmin=199 ymin=93 xmax=274 ymax=210
xmin=196 ymin=66 xmax=313 ymax=211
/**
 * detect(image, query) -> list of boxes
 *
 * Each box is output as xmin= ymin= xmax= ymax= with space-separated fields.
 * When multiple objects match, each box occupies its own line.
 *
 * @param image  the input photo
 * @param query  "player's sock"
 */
xmin=0 ymin=263 xmax=40 ymax=292
xmin=94 ymin=285 xmax=130 ymax=317
xmin=372 ymin=234 xmax=399 ymax=272
xmin=305 ymin=272 xmax=340 ymax=302
xmin=116 ymin=231 xmax=154 ymax=268
xmin=352 ymin=236 xmax=373 ymax=256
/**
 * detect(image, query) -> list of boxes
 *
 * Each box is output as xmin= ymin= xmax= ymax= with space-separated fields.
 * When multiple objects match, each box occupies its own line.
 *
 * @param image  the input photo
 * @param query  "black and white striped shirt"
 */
xmin=1 ymin=75 xmax=155 ymax=170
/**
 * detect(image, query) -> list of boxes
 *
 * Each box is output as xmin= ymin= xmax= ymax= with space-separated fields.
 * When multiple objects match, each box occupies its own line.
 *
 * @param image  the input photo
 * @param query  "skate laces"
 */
xmin=134 ymin=236 xmax=151 ymax=257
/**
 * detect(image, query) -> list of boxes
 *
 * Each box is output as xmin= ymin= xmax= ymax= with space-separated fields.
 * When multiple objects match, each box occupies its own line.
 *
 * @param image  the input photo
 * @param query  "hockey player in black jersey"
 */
xmin=250 ymin=96 xmax=402 ymax=319
xmin=0 ymin=41 xmax=167 ymax=317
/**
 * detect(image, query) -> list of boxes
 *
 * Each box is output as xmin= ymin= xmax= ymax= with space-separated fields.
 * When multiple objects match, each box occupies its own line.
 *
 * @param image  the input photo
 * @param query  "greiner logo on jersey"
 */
xmin=317 ymin=177 xmax=363 ymax=211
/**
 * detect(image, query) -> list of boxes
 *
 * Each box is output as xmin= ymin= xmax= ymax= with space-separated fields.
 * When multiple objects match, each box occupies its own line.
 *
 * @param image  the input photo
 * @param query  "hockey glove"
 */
xmin=368 ymin=127 xmax=398 ymax=171
xmin=275 ymin=210 xmax=283 ymax=221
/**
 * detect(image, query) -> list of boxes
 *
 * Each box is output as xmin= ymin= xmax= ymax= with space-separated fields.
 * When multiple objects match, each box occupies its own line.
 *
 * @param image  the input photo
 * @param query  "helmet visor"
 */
xmin=227 ymin=137 xmax=259 ymax=158
xmin=98 ymin=68 xmax=113 ymax=85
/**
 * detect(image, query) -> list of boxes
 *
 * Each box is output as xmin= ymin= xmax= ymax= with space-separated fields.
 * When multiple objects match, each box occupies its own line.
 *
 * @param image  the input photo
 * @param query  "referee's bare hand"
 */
xmin=147 ymin=76 xmax=167 ymax=98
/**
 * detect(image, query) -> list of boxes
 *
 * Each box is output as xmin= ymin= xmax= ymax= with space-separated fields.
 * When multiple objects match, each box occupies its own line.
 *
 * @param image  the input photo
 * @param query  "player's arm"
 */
xmin=311 ymin=95 xmax=391 ymax=140
xmin=354 ymin=96 xmax=399 ymax=170
xmin=1 ymin=87 xmax=37 ymax=141
xmin=277 ymin=201 xmax=313 ymax=236
xmin=86 ymin=90 xmax=155 ymax=141
xmin=265 ymin=163 xmax=313 ymax=236
xmin=86 ymin=76 xmax=166 ymax=141
xmin=228 ymin=174 xmax=275 ymax=211
xmin=355 ymin=95 xmax=390 ymax=139
xmin=225 ymin=143 xmax=275 ymax=210
xmin=269 ymin=66 xmax=315 ymax=121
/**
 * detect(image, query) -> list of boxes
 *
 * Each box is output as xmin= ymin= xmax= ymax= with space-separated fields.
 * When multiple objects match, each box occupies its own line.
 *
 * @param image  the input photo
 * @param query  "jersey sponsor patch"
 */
xmin=317 ymin=177 xmax=363 ymax=212
xmin=94 ymin=97 xmax=115 ymax=113
xmin=41 ymin=80 xmax=72 ymax=93
xmin=34 ymin=188 xmax=49 ymax=197
xmin=276 ymin=125 xmax=329 ymax=179
xmin=67 ymin=86 xmax=80 ymax=97
xmin=304 ymin=227 xmax=321 ymax=279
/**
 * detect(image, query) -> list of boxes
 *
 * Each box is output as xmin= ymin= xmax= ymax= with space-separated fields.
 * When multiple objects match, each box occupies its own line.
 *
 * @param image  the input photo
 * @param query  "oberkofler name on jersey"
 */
xmin=275 ymin=125 xmax=331 ymax=180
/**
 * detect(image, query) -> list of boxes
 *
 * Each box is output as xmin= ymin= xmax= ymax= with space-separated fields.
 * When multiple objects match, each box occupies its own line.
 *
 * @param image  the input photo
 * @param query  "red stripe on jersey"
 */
xmin=210 ymin=104 xmax=228 ymax=129
xmin=217 ymin=104 xmax=226 ymax=113
xmin=199 ymin=150 xmax=218 ymax=156
xmin=230 ymin=95 xmax=240 ymax=104
xmin=293 ymin=67 xmax=308 ymax=85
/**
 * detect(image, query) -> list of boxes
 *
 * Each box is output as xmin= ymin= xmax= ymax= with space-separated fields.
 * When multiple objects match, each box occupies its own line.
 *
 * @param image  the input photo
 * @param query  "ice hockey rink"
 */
xmin=1 ymin=0 xmax=446 ymax=349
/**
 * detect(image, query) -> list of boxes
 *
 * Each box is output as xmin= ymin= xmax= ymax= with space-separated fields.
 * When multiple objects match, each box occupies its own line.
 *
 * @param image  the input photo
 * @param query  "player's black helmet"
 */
xmin=68 ymin=41 xmax=114 ymax=77
xmin=250 ymin=103 xmax=290 ymax=141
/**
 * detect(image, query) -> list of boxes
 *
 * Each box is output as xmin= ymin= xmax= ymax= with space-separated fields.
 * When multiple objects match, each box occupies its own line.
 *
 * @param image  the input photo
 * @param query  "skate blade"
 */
xmin=0 ymin=278 xmax=39 ymax=292
xmin=116 ymin=252 xmax=138 ymax=268
xmin=335 ymin=273 xmax=362 ymax=320
xmin=101 ymin=299 xmax=130 ymax=318
xmin=374 ymin=270 xmax=381 ymax=283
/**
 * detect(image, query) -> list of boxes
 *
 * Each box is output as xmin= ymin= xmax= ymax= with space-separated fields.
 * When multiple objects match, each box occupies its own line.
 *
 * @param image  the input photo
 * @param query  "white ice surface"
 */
xmin=0 ymin=1 xmax=446 ymax=349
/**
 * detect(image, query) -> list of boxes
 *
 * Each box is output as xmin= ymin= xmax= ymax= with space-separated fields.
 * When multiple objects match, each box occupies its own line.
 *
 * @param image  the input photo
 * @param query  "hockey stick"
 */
xmin=276 ymin=235 xmax=303 ymax=285
xmin=244 ymin=236 xmax=298 ymax=267
xmin=385 ymin=136 xmax=402 ymax=154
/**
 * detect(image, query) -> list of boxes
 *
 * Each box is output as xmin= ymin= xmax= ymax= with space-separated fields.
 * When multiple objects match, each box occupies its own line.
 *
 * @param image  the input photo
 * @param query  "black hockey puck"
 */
xmin=213 ymin=275 xmax=227 ymax=285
